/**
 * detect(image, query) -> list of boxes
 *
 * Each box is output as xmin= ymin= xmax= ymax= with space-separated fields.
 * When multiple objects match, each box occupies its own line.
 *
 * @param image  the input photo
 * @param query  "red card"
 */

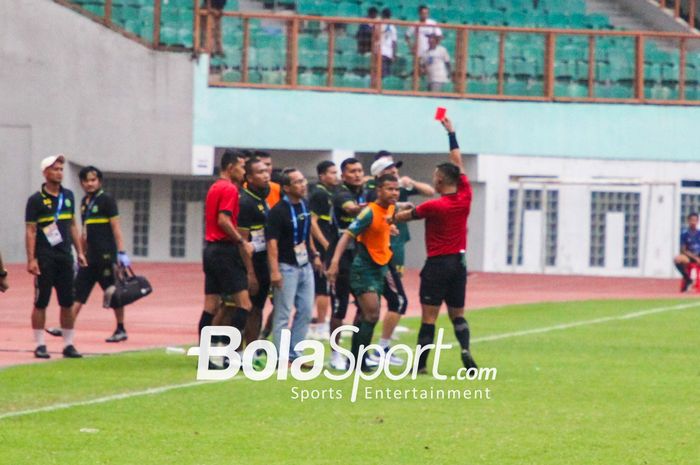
xmin=434 ymin=107 xmax=447 ymax=120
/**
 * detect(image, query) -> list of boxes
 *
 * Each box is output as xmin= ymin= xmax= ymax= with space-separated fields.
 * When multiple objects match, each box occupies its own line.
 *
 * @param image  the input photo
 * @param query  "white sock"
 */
xmin=62 ymin=328 xmax=74 ymax=347
xmin=33 ymin=330 xmax=45 ymax=346
xmin=379 ymin=338 xmax=391 ymax=349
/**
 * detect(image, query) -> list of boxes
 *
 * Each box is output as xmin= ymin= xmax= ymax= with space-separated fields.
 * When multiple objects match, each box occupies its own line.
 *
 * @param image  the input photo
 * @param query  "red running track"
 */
xmin=0 ymin=263 xmax=692 ymax=368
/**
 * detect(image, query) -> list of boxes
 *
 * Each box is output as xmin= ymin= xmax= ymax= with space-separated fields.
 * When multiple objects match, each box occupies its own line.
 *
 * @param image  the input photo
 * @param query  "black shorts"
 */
xmin=250 ymin=253 xmax=271 ymax=310
xmin=419 ymin=253 xmax=467 ymax=309
xmin=384 ymin=263 xmax=407 ymax=315
xmin=74 ymin=253 xmax=117 ymax=304
xmin=35 ymin=253 xmax=74 ymax=309
xmin=683 ymin=252 xmax=699 ymax=264
xmin=203 ymin=241 xmax=247 ymax=296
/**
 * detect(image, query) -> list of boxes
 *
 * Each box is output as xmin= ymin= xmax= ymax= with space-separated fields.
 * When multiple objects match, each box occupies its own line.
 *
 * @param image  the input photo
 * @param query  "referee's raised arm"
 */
xmin=440 ymin=116 xmax=463 ymax=173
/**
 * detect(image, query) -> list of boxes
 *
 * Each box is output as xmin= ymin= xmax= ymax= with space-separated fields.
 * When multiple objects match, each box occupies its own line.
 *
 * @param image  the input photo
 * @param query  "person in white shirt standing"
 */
xmin=421 ymin=34 xmax=452 ymax=92
xmin=380 ymin=8 xmax=397 ymax=77
xmin=404 ymin=5 xmax=443 ymax=57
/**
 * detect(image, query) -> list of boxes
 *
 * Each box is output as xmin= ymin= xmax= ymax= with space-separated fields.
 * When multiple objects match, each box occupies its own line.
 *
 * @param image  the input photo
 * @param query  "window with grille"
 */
xmin=103 ymin=178 xmax=151 ymax=257
xmin=170 ymin=179 xmax=211 ymax=257
xmin=680 ymin=193 xmax=700 ymax=230
xmin=507 ymin=188 xmax=558 ymax=266
xmin=589 ymin=191 xmax=640 ymax=268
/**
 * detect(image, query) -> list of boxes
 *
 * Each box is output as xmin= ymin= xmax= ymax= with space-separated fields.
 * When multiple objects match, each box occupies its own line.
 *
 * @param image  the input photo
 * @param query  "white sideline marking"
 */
xmin=471 ymin=301 xmax=700 ymax=343
xmin=2 ymin=301 xmax=698 ymax=420
xmin=0 ymin=381 xmax=208 ymax=421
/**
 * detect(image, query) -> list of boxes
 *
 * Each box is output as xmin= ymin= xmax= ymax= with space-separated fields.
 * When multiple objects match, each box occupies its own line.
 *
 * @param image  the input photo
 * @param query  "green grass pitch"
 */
xmin=1 ymin=299 xmax=698 ymax=465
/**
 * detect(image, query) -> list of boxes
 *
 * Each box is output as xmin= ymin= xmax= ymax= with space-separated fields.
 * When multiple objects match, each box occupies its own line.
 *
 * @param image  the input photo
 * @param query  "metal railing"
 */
xmin=196 ymin=9 xmax=700 ymax=105
xmin=55 ymin=0 xmax=191 ymax=50
xmin=656 ymin=0 xmax=697 ymax=29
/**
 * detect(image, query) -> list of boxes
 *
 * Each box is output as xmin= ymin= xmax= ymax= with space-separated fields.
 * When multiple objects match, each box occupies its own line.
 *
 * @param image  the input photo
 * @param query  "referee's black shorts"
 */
xmin=35 ymin=252 xmax=74 ymax=309
xmin=203 ymin=241 xmax=247 ymax=296
xmin=74 ymin=252 xmax=117 ymax=304
xmin=419 ymin=253 xmax=467 ymax=309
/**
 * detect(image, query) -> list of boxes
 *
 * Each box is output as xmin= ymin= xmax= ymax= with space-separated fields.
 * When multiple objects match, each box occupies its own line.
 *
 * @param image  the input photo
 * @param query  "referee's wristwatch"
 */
xmin=0 ymin=269 xmax=7 ymax=278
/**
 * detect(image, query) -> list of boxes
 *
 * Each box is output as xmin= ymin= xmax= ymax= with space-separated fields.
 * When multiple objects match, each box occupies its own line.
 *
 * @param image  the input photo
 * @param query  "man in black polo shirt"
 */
xmin=56 ymin=166 xmax=130 ymax=342
xmin=308 ymin=160 xmax=339 ymax=339
xmin=327 ymin=158 xmax=366 ymax=370
xmin=238 ymin=157 xmax=272 ymax=347
xmin=25 ymin=154 xmax=86 ymax=359
xmin=266 ymin=168 xmax=322 ymax=361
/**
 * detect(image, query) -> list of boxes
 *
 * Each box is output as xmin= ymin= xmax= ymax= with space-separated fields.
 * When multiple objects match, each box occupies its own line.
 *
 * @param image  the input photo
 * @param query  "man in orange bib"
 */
xmin=327 ymin=174 xmax=399 ymax=370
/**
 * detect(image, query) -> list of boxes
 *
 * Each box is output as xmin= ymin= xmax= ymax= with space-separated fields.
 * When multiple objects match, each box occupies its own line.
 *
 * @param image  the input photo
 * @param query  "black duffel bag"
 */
xmin=103 ymin=266 xmax=153 ymax=309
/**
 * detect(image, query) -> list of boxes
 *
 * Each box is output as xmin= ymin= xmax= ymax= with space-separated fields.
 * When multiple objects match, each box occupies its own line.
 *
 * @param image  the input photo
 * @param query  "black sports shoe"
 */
xmin=62 ymin=345 xmax=83 ymax=358
xmin=105 ymin=329 xmax=128 ymax=343
xmin=45 ymin=327 xmax=62 ymax=337
xmin=461 ymin=350 xmax=478 ymax=370
xmin=34 ymin=345 xmax=50 ymax=359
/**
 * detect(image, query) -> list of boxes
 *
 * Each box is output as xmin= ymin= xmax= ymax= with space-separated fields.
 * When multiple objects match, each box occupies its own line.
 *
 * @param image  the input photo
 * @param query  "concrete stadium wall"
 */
xmin=0 ymin=0 xmax=194 ymax=262
xmin=193 ymin=56 xmax=700 ymax=162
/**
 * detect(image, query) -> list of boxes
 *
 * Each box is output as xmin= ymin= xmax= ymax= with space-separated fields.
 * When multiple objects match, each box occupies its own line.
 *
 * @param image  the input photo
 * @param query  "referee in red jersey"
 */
xmin=393 ymin=117 xmax=477 ymax=373
xmin=198 ymin=150 xmax=255 ymax=345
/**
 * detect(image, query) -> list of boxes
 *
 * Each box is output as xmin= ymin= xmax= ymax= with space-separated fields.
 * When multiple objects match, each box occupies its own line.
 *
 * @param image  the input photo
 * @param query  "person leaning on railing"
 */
xmin=202 ymin=0 xmax=226 ymax=57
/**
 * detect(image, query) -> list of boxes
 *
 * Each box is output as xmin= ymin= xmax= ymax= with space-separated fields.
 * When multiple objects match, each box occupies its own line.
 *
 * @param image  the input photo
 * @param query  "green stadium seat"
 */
xmin=222 ymin=69 xmax=242 ymax=82
xmin=382 ymin=76 xmax=408 ymax=90
xmin=298 ymin=72 xmax=326 ymax=86
xmin=555 ymin=82 xmax=589 ymax=97
xmin=467 ymin=80 xmax=498 ymax=94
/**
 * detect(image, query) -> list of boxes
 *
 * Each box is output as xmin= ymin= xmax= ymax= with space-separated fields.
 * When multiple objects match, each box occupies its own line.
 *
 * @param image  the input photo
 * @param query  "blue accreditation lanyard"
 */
xmin=285 ymin=196 xmax=309 ymax=245
xmin=54 ymin=191 xmax=65 ymax=224
xmin=82 ymin=190 xmax=102 ymax=224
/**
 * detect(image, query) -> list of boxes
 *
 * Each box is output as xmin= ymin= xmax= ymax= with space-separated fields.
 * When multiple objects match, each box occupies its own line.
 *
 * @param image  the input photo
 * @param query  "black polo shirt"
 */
xmin=308 ymin=183 xmax=336 ymax=241
xmin=25 ymin=185 xmax=76 ymax=256
xmin=332 ymin=183 xmax=366 ymax=235
xmin=266 ymin=199 xmax=312 ymax=266
xmin=80 ymin=190 xmax=119 ymax=259
xmin=238 ymin=186 xmax=270 ymax=261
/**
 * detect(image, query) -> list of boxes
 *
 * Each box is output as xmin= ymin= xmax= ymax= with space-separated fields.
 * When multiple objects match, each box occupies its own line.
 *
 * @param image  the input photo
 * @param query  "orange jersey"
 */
xmin=266 ymin=181 xmax=281 ymax=208
xmin=349 ymin=202 xmax=395 ymax=266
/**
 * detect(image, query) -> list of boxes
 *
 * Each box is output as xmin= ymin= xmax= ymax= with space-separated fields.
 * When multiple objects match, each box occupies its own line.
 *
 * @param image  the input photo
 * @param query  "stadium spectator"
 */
xmin=238 ymin=157 xmax=272 ymax=347
xmin=421 ymin=34 xmax=451 ymax=92
xmin=201 ymin=0 xmax=226 ymax=57
xmin=266 ymin=168 xmax=322 ymax=361
xmin=199 ymin=150 xmax=254 ymax=355
xmin=0 ymin=252 xmax=8 ymax=293
xmin=405 ymin=5 xmax=443 ymax=57
xmin=308 ymin=161 xmax=340 ymax=340
xmin=327 ymin=174 xmax=400 ymax=371
xmin=393 ymin=117 xmax=478 ymax=373
xmin=46 ymin=166 xmax=131 ymax=342
xmin=25 ymin=154 xmax=86 ymax=359
xmin=380 ymin=8 xmax=397 ymax=78
xmin=674 ymin=212 xmax=700 ymax=292
xmin=365 ymin=152 xmax=434 ymax=366
xmin=357 ymin=7 xmax=378 ymax=54
xmin=327 ymin=158 xmax=367 ymax=370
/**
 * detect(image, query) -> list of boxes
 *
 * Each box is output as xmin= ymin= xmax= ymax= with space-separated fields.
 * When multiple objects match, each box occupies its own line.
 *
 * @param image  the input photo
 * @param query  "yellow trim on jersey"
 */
xmin=85 ymin=218 xmax=110 ymax=225
xmin=37 ymin=213 xmax=73 ymax=223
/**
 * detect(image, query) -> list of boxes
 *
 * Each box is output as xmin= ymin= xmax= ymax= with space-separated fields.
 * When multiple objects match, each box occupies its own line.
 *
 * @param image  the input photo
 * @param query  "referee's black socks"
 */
xmin=198 ymin=311 xmax=214 ymax=342
xmin=452 ymin=317 xmax=471 ymax=352
xmin=676 ymin=262 xmax=691 ymax=282
xmin=417 ymin=323 xmax=436 ymax=370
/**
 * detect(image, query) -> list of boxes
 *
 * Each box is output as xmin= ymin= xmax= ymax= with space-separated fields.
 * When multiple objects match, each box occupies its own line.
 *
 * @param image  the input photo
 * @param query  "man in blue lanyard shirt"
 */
xmin=25 ymin=154 xmax=86 ymax=359
xmin=265 ymin=168 xmax=322 ymax=362
xmin=674 ymin=212 xmax=700 ymax=291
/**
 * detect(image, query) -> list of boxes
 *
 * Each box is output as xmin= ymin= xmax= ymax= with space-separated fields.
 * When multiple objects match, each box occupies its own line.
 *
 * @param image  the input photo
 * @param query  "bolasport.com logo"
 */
xmin=187 ymin=326 xmax=496 ymax=403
